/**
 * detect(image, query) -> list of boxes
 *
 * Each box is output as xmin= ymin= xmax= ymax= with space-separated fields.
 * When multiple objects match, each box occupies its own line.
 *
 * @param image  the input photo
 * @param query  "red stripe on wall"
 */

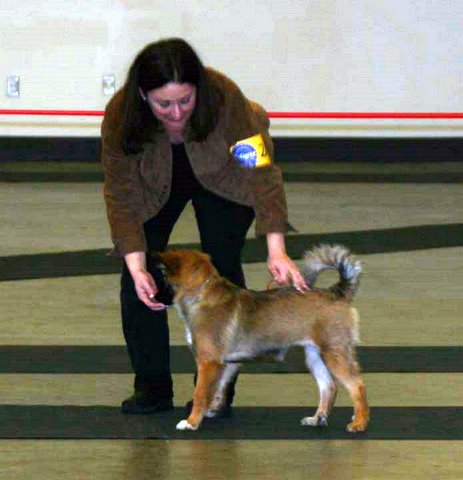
xmin=1 ymin=109 xmax=463 ymax=119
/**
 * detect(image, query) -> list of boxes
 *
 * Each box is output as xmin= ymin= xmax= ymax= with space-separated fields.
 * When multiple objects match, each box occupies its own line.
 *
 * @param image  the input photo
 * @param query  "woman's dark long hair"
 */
xmin=121 ymin=38 xmax=222 ymax=154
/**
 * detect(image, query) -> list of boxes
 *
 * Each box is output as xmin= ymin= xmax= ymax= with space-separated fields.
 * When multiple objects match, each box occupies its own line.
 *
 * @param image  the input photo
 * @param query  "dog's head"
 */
xmin=155 ymin=250 xmax=218 ymax=292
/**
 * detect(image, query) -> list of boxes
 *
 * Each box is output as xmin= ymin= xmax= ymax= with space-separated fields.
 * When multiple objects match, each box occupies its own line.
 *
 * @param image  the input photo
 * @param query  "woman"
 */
xmin=101 ymin=38 xmax=307 ymax=415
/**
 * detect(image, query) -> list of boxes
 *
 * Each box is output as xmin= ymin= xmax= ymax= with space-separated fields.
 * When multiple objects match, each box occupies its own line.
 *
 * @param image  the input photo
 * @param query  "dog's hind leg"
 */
xmin=206 ymin=362 xmax=240 ymax=418
xmin=176 ymin=359 xmax=224 ymax=431
xmin=301 ymin=344 xmax=337 ymax=428
xmin=323 ymin=346 xmax=369 ymax=432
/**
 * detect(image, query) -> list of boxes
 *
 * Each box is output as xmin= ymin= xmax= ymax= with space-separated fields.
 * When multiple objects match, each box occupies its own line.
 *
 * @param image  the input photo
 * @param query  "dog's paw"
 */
xmin=346 ymin=420 xmax=367 ymax=433
xmin=301 ymin=415 xmax=328 ymax=427
xmin=206 ymin=399 xmax=224 ymax=418
xmin=176 ymin=419 xmax=198 ymax=431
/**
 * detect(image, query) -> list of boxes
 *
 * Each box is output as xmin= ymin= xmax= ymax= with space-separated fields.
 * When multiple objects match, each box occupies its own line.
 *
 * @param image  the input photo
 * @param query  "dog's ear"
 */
xmin=191 ymin=251 xmax=218 ymax=279
xmin=156 ymin=251 xmax=183 ymax=275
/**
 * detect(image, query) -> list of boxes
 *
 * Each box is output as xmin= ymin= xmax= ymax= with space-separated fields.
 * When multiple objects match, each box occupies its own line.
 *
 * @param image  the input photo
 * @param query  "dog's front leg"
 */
xmin=176 ymin=360 xmax=223 ymax=431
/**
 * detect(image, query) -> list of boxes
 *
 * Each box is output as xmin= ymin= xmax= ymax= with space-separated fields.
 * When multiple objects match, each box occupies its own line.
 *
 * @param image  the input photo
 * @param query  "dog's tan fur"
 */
xmin=157 ymin=245 xmax=369 ymax=432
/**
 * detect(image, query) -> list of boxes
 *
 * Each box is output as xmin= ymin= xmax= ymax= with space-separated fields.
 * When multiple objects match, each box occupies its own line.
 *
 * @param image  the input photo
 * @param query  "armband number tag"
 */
xmin=230 ymin=133 xmax=271 ymax=168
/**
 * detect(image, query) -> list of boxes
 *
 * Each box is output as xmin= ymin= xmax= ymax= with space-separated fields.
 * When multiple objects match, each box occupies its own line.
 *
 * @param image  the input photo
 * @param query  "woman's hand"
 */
xmin=125 ymin=251 xmax=167 ymax=311
xmin=266 ymin=233 xmax=309 ymax=291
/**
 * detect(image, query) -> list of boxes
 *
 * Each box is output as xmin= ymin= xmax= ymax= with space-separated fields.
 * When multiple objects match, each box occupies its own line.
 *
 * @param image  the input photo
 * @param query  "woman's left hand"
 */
xmin=268 ymin=252 xmax=309 ymax=291
xmin=266 ymin=232 xmax=309 ymax=291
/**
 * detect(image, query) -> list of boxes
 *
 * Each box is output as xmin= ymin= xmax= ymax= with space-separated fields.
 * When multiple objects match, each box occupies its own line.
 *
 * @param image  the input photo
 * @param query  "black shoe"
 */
xmin=121 ymin=391 xmax=174 ymax=415
xmin=184 ymin=400 xmax=233 ymax=418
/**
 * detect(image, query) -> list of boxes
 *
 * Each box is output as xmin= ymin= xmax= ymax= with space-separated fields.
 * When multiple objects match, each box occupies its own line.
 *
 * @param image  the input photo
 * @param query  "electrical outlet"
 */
xmin=6 ymin=76 xmax=20 ymax=97
xmin=102 ymin=74 xmax=116 ymax=95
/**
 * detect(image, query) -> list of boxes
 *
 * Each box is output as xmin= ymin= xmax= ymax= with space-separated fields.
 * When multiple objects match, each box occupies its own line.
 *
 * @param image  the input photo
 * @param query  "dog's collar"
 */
xmin=180 ymin=276 xmax=213 ymax=297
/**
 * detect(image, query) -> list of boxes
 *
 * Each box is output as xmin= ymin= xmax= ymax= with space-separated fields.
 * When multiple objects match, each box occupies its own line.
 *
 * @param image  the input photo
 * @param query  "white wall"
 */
xmin=1 ymin=0 xmax=462 ymax=137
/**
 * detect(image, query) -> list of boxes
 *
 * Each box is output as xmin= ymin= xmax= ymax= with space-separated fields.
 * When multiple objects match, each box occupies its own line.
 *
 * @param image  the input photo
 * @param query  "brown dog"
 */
xmin=157 ymin=245 xmax=369 ymax=433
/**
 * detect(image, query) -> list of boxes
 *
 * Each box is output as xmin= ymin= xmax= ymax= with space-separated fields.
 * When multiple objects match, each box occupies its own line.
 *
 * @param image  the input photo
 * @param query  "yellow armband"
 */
xmin=230 ymin=133 xmax=271 ymax=168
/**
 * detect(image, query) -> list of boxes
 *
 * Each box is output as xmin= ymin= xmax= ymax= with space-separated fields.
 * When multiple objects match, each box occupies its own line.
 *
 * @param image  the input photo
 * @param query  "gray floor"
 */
xmin=0 ymin=161 xmax=462 ymax=479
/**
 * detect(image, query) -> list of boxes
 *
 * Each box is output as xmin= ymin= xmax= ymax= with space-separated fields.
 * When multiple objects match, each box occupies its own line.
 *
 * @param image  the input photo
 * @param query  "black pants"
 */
xmin=120 ymin=144 xmax=255 ymax=399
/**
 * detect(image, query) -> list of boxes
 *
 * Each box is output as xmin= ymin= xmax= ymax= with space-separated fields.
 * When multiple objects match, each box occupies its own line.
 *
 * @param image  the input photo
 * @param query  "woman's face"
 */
xmin=145 ymin=82 xmax=197 ymax=133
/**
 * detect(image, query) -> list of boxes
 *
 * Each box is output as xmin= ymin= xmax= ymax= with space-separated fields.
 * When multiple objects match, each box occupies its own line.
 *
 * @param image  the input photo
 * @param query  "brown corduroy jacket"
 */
xmin=101 ymin=68 xmax=290 ymax=257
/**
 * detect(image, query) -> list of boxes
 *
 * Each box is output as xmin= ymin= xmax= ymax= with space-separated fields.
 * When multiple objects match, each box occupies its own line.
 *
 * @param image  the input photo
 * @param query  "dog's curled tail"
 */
xmin=302 ymin=244 xmax=362 ymax=301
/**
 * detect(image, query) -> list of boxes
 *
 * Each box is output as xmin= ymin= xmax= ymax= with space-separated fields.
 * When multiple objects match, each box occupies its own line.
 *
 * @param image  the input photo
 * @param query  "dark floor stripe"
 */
xmin=1 ymin=346 xmax=461 ymax=373
xmin=0 ymin=171 xmax=103 ymax=183
xmin=282 ymin=172 xmax=463 ymax=183
xmin=2 ymin=136 xmax=463 ymax=163
xmin=0 ymin=406 xmax=461 ymax=440
xmin=1 ymin=223 xmax=463 ymax=281
xmin=2 ymin=170 xmax=463 ymax=183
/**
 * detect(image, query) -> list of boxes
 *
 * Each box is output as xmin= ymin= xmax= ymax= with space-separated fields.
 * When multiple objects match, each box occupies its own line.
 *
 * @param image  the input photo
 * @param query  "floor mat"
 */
xmin=2 ymin=223 xmax=463 ymax=281
xmin=0 ymin=406 xmax=461 ymax=440
xmin=1 ymin=346 xmax=461 ymax=373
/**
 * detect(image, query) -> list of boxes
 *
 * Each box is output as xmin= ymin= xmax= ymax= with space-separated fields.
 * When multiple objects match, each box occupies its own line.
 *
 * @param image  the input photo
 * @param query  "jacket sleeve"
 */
xmin=101 ymin=93 xmax=147 ymax=256
xmin=221 ymin=77 xmax=291 ymax=236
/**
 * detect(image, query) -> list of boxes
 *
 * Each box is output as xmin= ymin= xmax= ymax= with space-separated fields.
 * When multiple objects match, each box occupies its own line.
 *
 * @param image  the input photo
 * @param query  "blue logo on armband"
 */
xmin=231 ymin=143 xmax=257 ymax=168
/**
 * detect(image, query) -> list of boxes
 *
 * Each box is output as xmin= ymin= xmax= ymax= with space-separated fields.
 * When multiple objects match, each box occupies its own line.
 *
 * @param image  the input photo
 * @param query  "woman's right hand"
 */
xmin=125 ymin=251 xmax=167 ymax=311
xmin=132 ymin=269 xmax=167 ymax=311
